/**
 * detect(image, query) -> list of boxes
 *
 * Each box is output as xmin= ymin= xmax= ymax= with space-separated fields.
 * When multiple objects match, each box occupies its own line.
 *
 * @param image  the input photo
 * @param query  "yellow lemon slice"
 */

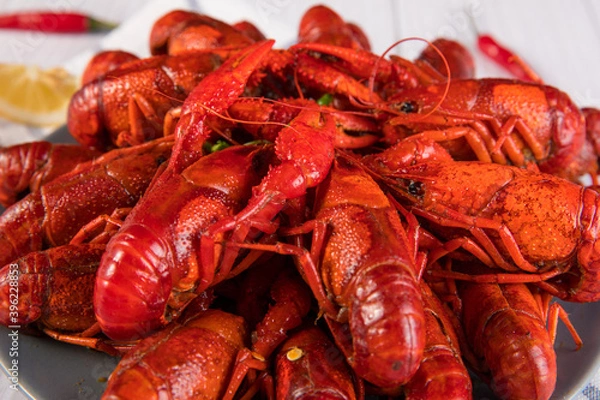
xmin=0 ymin=64 xmax=78 ymax=127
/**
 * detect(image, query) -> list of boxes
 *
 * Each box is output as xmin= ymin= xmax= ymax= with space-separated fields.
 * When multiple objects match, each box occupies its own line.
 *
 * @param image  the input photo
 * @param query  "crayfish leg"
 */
xmin=410 ymin=126 xmax=495 ymax=163
xmin=222 ymin=348 xmax=268 ymax=400
xmin=428 ymin=268 xmax=563 ymax=284
xmin=68 ymin=207 xmax=131 ymax=245
xmin=409 ymin=202 xmax=539 ymax=273
xmin=163 ymin=106 xmax=181 ymax=137
xmin=116 ymin=92 xmax=165 ymax=147
xmin=226 ymin=240 xmax=339 ymax=319
xmin=543 ymin=299 xmax=583 ymax=350
xmin=43 ymin=328 xmax=127 ymax=357
xmin=531 ymin=288 xmax=583 ymax=350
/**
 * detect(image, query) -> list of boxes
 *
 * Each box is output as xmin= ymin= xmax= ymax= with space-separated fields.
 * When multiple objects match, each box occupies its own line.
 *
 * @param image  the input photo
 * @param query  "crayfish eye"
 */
xmin=398 ymin=101 xmax=418 ymax=113
xmin=407 ymin=180 xmax=424 ymax=197
xmin=156 ymin=155 xmax=168 ymax=166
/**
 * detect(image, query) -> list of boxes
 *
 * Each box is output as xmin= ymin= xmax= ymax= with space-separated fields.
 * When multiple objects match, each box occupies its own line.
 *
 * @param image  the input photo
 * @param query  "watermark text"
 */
xmin=6 ymin=263 xmax=20 ymax=391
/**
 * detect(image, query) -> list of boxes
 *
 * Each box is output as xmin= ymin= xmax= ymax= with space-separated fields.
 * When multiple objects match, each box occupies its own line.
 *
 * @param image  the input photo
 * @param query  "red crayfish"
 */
xmin=382 ymin=78 xmax=596 ymax=183
xmin=372 ymin=158 xmax=600 ymax=302
xmin=0 ymin=140 xmax=99 ymax=208
xmin=67 ymin=52 xmax=226 ymax=150
xmin=0 ymin=137 xmax=173 ymax=268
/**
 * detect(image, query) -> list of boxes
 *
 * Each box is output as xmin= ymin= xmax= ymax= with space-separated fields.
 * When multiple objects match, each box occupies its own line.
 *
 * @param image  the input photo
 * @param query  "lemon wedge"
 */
xmin=0 ymin=64 xmax=78 ymax=127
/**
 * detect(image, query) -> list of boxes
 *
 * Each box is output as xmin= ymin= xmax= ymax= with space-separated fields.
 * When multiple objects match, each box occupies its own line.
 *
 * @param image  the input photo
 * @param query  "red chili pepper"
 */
xmin=0 ymin=11 xmax=117 ymax=33
xmin=477 ymin=33 xmax=543 ymax=84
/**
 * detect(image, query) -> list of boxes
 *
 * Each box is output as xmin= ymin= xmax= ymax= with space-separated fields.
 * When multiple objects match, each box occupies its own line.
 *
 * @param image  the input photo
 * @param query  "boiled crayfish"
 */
xmin=1 ymin=4 xmax=597 ymax=400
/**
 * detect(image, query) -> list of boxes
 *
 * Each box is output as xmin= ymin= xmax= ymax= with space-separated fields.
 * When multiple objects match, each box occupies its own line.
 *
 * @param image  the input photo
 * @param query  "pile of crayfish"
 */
xmin=2 ymin=4 xmax=600 ymax=399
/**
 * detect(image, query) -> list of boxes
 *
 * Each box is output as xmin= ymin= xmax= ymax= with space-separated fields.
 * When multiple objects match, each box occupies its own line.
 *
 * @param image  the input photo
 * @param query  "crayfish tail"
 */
xmin=95 ymin=223 xmax=173 ymax=341
xmin=344 ymin=262 xmax=426 ymax=389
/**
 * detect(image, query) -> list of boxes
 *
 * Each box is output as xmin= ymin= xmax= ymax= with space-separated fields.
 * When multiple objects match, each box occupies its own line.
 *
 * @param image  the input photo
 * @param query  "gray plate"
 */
xmin=0 ymin=128 xmax=599 ymax=399
xmin=0 ymin=326 xmax=119 ymax=400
